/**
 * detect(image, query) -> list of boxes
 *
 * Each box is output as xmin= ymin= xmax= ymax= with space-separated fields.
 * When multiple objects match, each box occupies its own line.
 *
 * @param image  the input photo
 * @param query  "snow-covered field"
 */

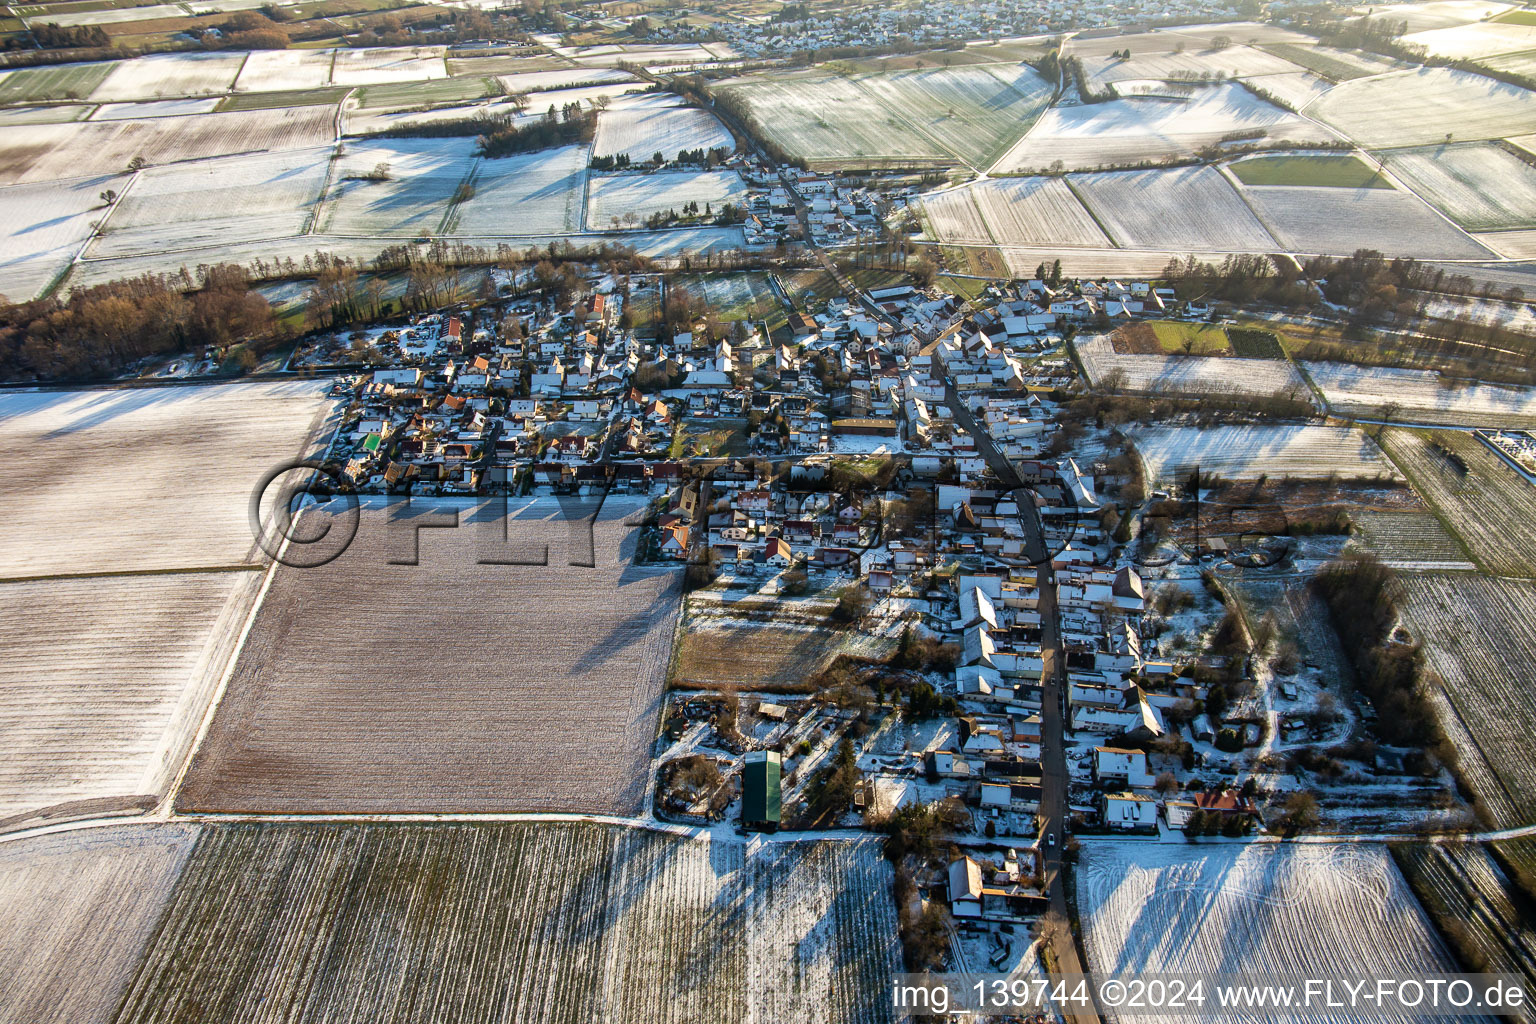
xmin=1080 ymin=843 xmax=1461 ymax=1023
xmin=1076 ymin=333 xmax=1309 ymax=398
xmin=921 ymin=186 xmax=993 ymax=243
xmin=1081 ymin=44 xmax=1303 ymax=85
xmin=330 ymin=46 xmax=446 ymax=87
xmin=0 ymin=571 xmax=261 ymax=823
xmin=0 ymin=824 xmax=199 ymax=1024
xmin=452 ymin=144 xmax=588 ymax=235
xmin=92 ymin=146 xmax=331 ymax=258
xmin=591 ymin=94 xmax=734 ymax=162
xmin=1405 ymin=18 xmax=1536 ymax=59
xmin=115 ymin=823 xmax=899 ymax=1024
xmin=963 ymin=176 xmax=1110 ymax=247
xmin=588 ymin=169 xmax=747 ymax=230
xmin=0 ymin=106 xmax=336 ymax=185
xmin=846 ymin=63 xmax=1051 ymax=165
xmin=1132 ymin=425 xmax=1397 ymax=484
xmin=1361 ymin=0 xmax=1513 ymax=33
xmin=87 ymin=52 xmax=244 ymax=101
xmin=1002 ymin=245 xmax=1182 ymax=277
xmin=0 ymin=173 xmax=125 ymax=301
xmin=232 ymin=49 xmax=337 ymax=92
xmin=995 ymin=82 xmax=1335 ymax=171
xmin=1305 ymin=361 xmax=1536 ymax=425
xmin=0 ymin=381 xmax=335 ymax=576
xmin=1072 ymin=166 xmax=1278 ymax=251
xmin=89 ymin=98 xmax=221 ymax=120
xmin=1308 ymin=67 xmax=1536 ymax=147
xmin=1380 ymin=142 xmax=1536 ymax=231
xmin=1241 ymin=184 xmax=1491 ymax=258
xmin=498 ymin=66 xmax=637 ymax=94
xmin=318 ymin=136 xmax=475 ymax=236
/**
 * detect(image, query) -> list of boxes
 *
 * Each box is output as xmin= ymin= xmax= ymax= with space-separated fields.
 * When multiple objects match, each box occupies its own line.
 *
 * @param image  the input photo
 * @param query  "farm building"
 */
xmin=742 ymin=750 xmax=782 ymax=832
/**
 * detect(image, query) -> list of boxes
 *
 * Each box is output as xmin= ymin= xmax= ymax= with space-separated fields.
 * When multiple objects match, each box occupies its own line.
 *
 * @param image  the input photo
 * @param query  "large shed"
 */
xmin=742 ymin=750 xmax=782 ymax=832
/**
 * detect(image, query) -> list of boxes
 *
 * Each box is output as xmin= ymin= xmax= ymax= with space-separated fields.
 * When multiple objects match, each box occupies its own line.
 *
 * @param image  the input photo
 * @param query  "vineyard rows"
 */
xmin=1080 ymin=843 xmax=1458 ymax=1023
xmin=1391 ymin=841 xmax=1536 ymax=1017
xmin=1398 ymin=573 xmax=1536 ymax=826
xmin=0 ymin=824 xmax=199 ymax=1024
xmin=1378 ymin=428 xmax=1536 ymax=577
xmin=1304 ymin=361 xmax=1536 ymax=426
xmin=1075 ymin=333 xmax=1310 ymax=399
xmin=178 ymin=499 xmax=682 ymax=815
xmin=112 ymin=822 xmax=900 ymax=1024
xmin=0 ymin=381 xmax=336 ymax=577
xmin=1349 ymin=508 xmax=1473 ymax=569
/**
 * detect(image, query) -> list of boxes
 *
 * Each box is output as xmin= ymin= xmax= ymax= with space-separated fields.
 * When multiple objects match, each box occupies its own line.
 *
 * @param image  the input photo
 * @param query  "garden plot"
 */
xmin=0 ymin=105 xmax=335 ymax=185
xmin=713 ymin=71 xmax=949 ymax=168
xmin=1079 ymin=44 xmax=1303 ymax=86
xmin=318 ymin=137 xmax=475 ymax=236
xmin=676 ymin=617 xmax=899 ymax=690
xmin=89 ymin=98 xmax=220 ymax=119
xmin=1399 ymin=574 xmax=1536 ymax=825
xmin=0 ymin=381 xmax=335 ymax=576
xmin=0 ymin=571 xmax=260 ymax=825
xmin=848 ymin=63 xmax=1052 ymax=166
xmin=0 ymin=173 xmax=125 ymax=301
xmin=1075 ymin=333 xmax=1308 ymax=398
xmin=177 ymin=498 xmax=682 ymax=815
xmin=591 ymin=94 xmax=733 ymax=162
xmin=1070 ymin=165 xmax=1277 ymax=251
xmin=588 ymin=169 xmax=746 ymax=230
xmin=498 ymin=66 xmax=638 ymax=94
xmin=1378 ymin=428 xmax=1536 ymax=578
xmin=1305 ymin=361 xmax=1536 ymax=426
xmin=1309 ymin=67 xmax=1536 ymax=147
xmin=1131 ymin=425 xmax=1394 ymax=485
xmin=0 ymin=61 xmax=112 ymax=104
xmin=968 ymin=176 xmax=1110 ymax=247
xmin=0 ymin=824 xmax=198 ymax=1024
xmin=114 ymin=822 xmax=900 ymax=1024
xmin=87 ymin=52 xmax=243 ymax=101
xmin=451 ymin=144 xmax=586 ymax=235
xmin=92 ymin=146 xmax=331 ymax=258
xmin=330 ymin=46 xmax=447 ymax=87
xmin=1081 ymin=842 xmax=1459 ymax=1021
xmin=1241 ymin=184 xmax=1490 ymax=258
xmin=1377 ymin=142 xmax=1536 ymax=231
xmin=994 ymin=82 xmax=1334 ymax=171
xmin=232 ymin=49 xmax=336 ymax=92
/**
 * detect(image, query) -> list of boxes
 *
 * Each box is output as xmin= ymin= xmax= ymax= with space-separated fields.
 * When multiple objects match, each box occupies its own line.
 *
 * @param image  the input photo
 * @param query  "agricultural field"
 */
xmin=1258 ymin=42 xmax=1404 ymax=81
xmin=1360 ymin=0 xmax=1514 ymax=33
xmin=1078 ymin=44 xmax=1303 ymax=86
xmin=1481 ymin=48 xmax=1536 ymax=77
xmin=965 ymin=176 xmax=1110 ymax=248
xmin=353 ymin=74 xmax=497 ymax=110
xmin=0 ymin=61 xmax=113 ymax=103
xmin=1080 ymin=843 xmax=1459 ymax=1019
xmin=0 ymin=105 xmax=335 ymax=185
xmin=591 ymin=94 xmax=733 ymax=162
xmin=0 ymin=381 xmax=335 ymax=577
xmin=1304 ymin=361 xmax=1536 ymax=425
xmin=114 ymin=822 xmax=900 ymax=1024
xmin=1131 ymin=425 xmax=1396 ymax=485
xmin=216 ymin=85 xmax=351 ymax=111
xmin=0 ymin=104 xmax=93 ymax=126
xmin=331 ymin=46 xmax=447 ymax=87
xmin=91 ymin=146 xmax=331 ymax=258
xmin=1378 ymin=428 xmax=1536 ymax=578
xmin=1240 ymin=184 xmax=1491 ymax=258
xmin=1392 ymin=841 xmax=1536 ymax=1010
xmin=712 ymin=70 xmax=951 ymax=168
xmin=1405 ymin=19 xmax=1536 ymax=59
xmin=994 ymin=82 xmax=1335 ymax=172
xmin=1070 ymin=166 xmax=1278 ymax=252
xmin=675 ymin=617 xmax=897 ymax=690
xmin=232 ymin=49 xmax=338 ymax=92
xmin=498 ymin=67 xmax=638 ymax=94
xmin=0 ymin=571 xmax=260 ymax=825
xmin=0 ymin=172 xmax=125 ymax=301
xmin=90 ymin=97 xmax=221 ymax=120
xmin=1398 ymin=574 xmax=1536 ymax=825
xmin=846 ymin=63 xmax=1051 ymax=167
xmin=1349 ymin=509 xmax=1474 ymax=569
xmin=919 ymin=186 xmax=993 ymax=244
xmin=343 ymin=97 xmax=510 ymax=136
xmin=177 ymin=499 xmax=682 ymax=815
xmin=1240 ymin=70 xmax=1334 ymax=108
xmin=1075 ymin=333 xmax=1309 ymax=398
xmin=1308 ymin=67 xmax=1536 ymax=147
xmin=1227 ymin=151 xmax=1390 ymax=188
xmin=1000 ymin=245 xmax=1180 ymax=278
xmin=87 ymin=52 xmax=244 ymax=101
xmin=588 ymin=169 xmax=747 ymax=229
xmin=0 ymin=824 xmax=199 ymax=1024
xmin=1377 ymin=142 xmax=1536 ymax=231
xmin=450 ymin=144 xmax=587 ymax=236
xmin=318 ymin=136 xmax=476 ymax=236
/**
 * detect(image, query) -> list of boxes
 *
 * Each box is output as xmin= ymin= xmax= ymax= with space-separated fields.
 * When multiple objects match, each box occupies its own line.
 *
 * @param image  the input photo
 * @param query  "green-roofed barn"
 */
xmin=742 ymin=750 xmax=782 ymax=833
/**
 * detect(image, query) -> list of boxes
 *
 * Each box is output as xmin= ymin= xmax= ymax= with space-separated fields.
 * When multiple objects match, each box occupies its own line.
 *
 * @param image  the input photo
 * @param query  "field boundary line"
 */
xmin=1061 ymin=175 xmax=1121 ymax=249
xmin=0 ymin=563 xmax=264 ymax=586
